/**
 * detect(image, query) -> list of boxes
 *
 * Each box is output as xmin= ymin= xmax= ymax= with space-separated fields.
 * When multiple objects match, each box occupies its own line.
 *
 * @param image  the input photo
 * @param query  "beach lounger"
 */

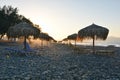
xmin=5 ymin=42 xmax=36 ymax=56
xmin=96 ymin=50 xmax=115 ymax=56
xmin=5 ymin=48 xmax=37 ymax=56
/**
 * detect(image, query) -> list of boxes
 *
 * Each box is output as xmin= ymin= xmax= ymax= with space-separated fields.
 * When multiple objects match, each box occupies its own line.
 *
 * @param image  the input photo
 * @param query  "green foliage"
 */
xmin=0 ymin=6 xmax=18 ymax=35
xmin=0 ymin=5 xmax=34 ymax=39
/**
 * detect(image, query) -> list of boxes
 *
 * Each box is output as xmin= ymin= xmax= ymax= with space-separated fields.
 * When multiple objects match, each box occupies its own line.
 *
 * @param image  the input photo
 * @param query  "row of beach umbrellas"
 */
xmin=63 ymin=23 xmax=109 ymax=53
xmin=7 ymin=22 xmax=55 ymax=50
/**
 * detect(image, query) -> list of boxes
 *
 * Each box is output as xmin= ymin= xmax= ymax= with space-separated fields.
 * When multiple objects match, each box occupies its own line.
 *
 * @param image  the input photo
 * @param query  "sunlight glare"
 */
xmin=32 ymin=18 xmax=51 ymax=33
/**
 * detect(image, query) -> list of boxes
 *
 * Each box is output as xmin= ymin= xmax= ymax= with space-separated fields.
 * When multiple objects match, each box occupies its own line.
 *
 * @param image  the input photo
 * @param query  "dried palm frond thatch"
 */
xmin=7 ymin=22 xmax=40 ymax=50
xmin=78 ymin=23 xmax=109 ymax=53
xmin=39 ymin=32 xmax=55 ymax=46
xmin=62 ymin=38 xmax=68 ymax=41
xmin=67 ymin=33 xmax=77 ymax=46
xmin=39 ymin=33 xmax=50 ymax=41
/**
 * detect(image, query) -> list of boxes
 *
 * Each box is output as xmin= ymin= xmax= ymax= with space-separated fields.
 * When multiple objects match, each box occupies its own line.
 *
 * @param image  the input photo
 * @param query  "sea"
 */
xmin=75 ymin=40 xmax=120 ymax=47
xmin=69 ymin=37 xmax=120 ymax=47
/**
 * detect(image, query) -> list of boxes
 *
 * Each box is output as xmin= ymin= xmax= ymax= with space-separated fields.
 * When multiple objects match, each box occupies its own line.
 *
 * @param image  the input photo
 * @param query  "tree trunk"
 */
xmin=24 ymin=36 xmax=27 ymax=50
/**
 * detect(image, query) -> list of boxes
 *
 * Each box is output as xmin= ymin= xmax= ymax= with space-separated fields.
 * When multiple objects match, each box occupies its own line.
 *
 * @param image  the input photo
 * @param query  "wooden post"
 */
xmin=75 ymin=40 xmax=76 ymax=47
xmin=93 ymin=36 xmax=95 ymax=53
xmin=24 ymin=36 xmax=27 ymax=50
xmin=41 ymin=40 xmax=43 ymax=46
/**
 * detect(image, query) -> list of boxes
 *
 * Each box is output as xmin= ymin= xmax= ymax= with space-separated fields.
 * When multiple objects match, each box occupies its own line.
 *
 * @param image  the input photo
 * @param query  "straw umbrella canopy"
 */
xmin=62 ymin=38 xmax=68 ymax=42
xmin=78 ymin=23 xmax=109 ymax=53
xmin=62 ymin=38 xmax=68 ymax=41
xmin=39 ymin=33 xmax=50 ymax=41
xmin=61 ymin=38 xmax=68 ymax=44
xmin=67 ymin=33 xmax=77 ymax=46
xmin=39 ymin=32 xmax=53 ymax=46
xmin=7 ymin=22 xmax=40 ymax=50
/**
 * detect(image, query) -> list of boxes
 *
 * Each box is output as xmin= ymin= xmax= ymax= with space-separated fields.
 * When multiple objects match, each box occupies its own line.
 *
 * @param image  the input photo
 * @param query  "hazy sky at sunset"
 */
xmin=1 ymin=0 xmax=120 ymax=40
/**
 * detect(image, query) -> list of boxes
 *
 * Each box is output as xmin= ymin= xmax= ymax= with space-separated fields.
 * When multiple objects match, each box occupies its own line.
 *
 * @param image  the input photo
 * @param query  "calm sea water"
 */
xmin=73 ymin=40 xmax=120 ymax=47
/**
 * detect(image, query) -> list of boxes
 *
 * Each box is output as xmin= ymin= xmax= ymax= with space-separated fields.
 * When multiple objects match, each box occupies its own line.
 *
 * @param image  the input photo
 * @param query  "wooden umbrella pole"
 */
xmin=41 ymin=40 xmax=43 ymax=46
xmin=93 ymin=35 xmax=95 ymax=53
xmin=24 ymin=36 xmax=26 ymax=50
xmin=75 ymin=40 xmax=76 ymax=47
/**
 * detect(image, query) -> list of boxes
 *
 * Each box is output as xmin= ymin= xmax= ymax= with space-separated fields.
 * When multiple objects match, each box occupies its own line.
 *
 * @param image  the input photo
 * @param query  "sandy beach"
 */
xmin=0 ymin=1 xmax=120 ymax=80
xmin=0 ymin=42 xmax=120 ymax=80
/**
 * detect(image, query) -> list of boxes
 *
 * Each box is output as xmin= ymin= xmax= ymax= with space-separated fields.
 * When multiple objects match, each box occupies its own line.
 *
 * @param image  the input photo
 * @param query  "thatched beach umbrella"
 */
xmin=67 ymin=33 xmax=77 ymax=46
xmin=39 ymin=32 xmax=54 ymax=46
xmin=62 ymin=38 xmax=68 ymax=41
xmin=78 ymin=23 xmax=109 ymax=53
xmin=39 ymin=33 xmax=50 ymax=41
xmin=62 ymin=38 xmax=68 ymax=42
xmin=61 ymin=38 xmax=68 ymax=44
xmin=7 ymin=22 xmax=40 ymax=50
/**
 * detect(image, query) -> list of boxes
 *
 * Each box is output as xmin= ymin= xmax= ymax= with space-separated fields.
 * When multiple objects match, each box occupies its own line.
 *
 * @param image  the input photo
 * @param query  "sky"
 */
xmin=1 ymin=0 xmax=120 ymax=40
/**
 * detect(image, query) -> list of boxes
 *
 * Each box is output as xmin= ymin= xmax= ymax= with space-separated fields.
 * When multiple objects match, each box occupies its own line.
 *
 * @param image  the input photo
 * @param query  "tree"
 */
xmin=0 ymin=5 xmax=19 ymax=39
xmin=0 ymin=5 xmax=35 ymax=39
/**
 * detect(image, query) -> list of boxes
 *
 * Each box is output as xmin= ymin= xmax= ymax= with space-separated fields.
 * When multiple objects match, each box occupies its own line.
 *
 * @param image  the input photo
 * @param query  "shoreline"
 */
xmin=72 ymin=42 xmax=120 ymax=47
